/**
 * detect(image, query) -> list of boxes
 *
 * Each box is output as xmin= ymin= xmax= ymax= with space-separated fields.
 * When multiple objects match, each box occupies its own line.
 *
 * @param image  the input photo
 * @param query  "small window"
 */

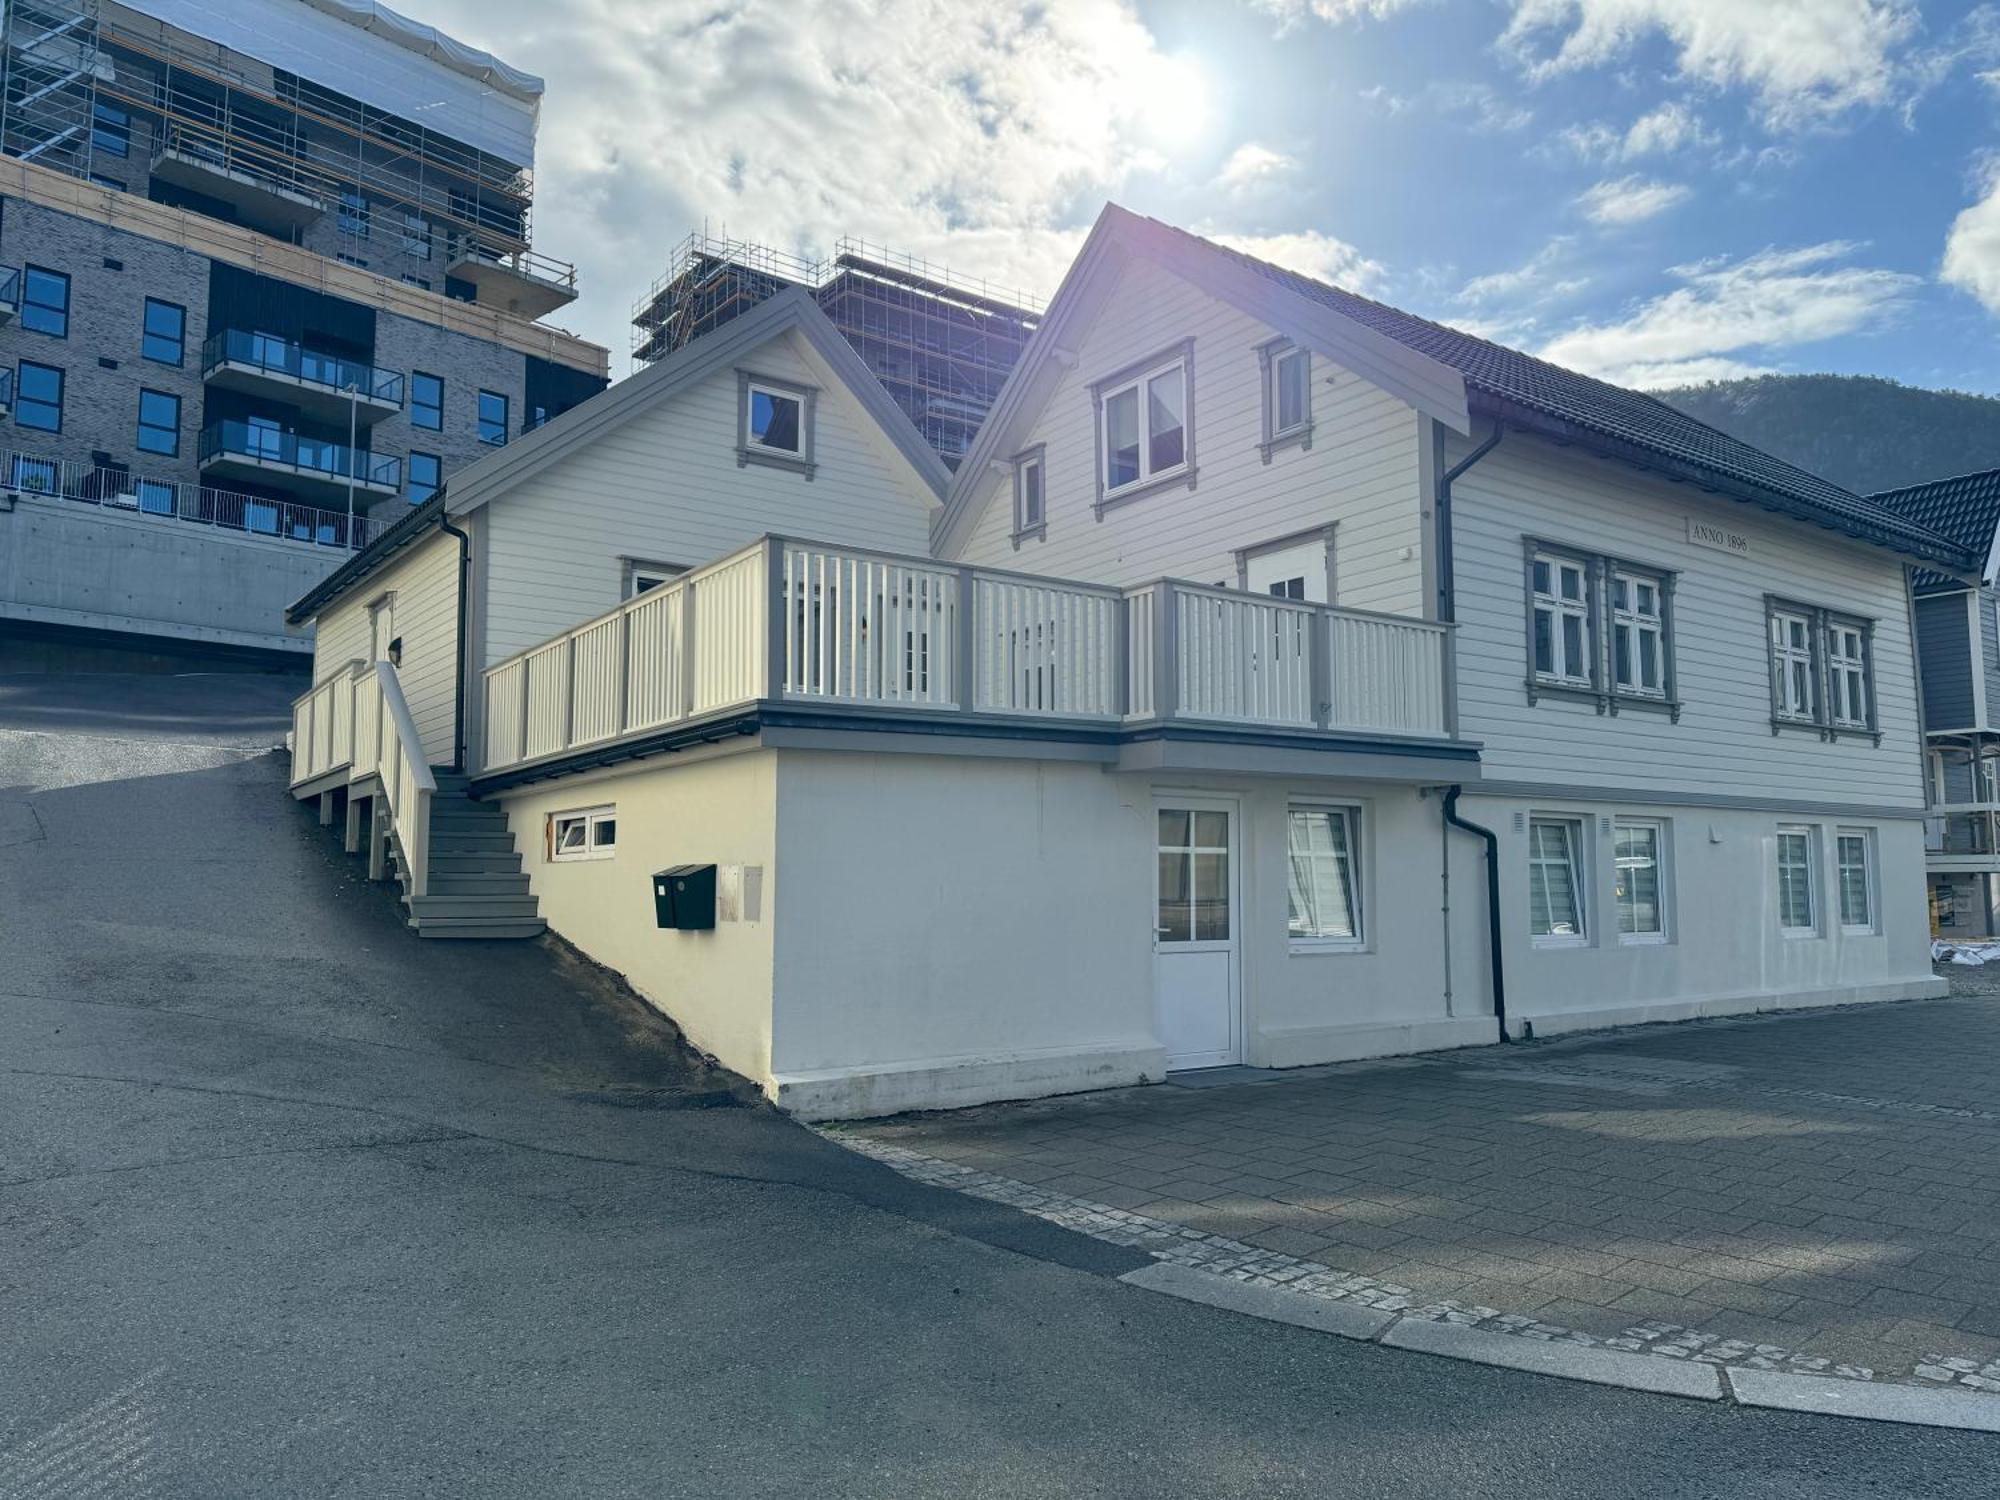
xmin=1529 ymin=816 xmax=1586 ymax=943
xmin=624 ymin=559 xmax=688 ymax=599
xmin=402 ymin=275 xmax=432 ymax=291
xmin=1776 ymin=825 xmax=1817 ymax=936
xmin=401 ymin=211 xmax=431 ymax=260
xmin=91 ymin=101 xmax=129 ymax=158
xmin=735 ymin=371 xmax=815 ymax=474
xmin=1836 ymin=830 xmax=1874 ymax=933
xmin=336 ymin=253 xmax=368 ymax=269
xmin=1099 ymin=354 xmax=1188 ymax=497
xmin=141 ymin=299 xmax=185 ymax=365
xmin=1771 ymin=609 xmax=1815 ymax=721
xmin=339 ymin=190 xmax=370 ymax=237
xmin=747 ymin=382 xmax=801 ymax=453
xmin=1613 ymin=820 xmax=1666 ymax=942
xmin=411 ymin=372 xmax=443 ymax=431
xmin=22 ymin=266 xmax=69 ymax=338
xmin=16 ymin=361 xmax=64 ymax=432
xmin=1260 ymin=341 xmax=1312 ymax=461
xmin=136 ymin=389 xmax=180 ymax=456
xmin=1286 ymin=805 xmax=1361 ymax=946
xmin=478 ymin=389 xmax=508 ymax=446
xmin=1011 ymin=447 xmax=1046 ymax=542
xmin=549 ymin=805 xmax=617 ymax=862
xmin=1531 ymin=553 xmax=1593 ymax=687
xmin=408 ymin=451 xmax=441 ymax=504
xmin=1611 ymin=570 xmax=1666 ymax=697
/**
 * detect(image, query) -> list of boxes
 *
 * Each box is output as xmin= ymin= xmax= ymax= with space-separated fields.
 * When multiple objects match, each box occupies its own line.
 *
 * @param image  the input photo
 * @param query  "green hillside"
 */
xmin=1656 ymin=374 xmax=2000 ymax=496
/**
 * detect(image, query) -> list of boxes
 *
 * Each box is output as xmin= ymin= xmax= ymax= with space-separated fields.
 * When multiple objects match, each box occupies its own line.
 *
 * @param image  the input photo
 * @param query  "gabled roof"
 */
xmin=937 ymin=205 xmax=1975 ymax=572
xmin=1868 ymin=466 xmax=2000 ymax=591
xmin=289 ymin=288 xmax=952 ymax=624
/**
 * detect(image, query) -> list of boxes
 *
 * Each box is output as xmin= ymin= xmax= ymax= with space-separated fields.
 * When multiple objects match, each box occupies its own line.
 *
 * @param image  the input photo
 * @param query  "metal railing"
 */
xmin=1927 ymin=805 xmax=2000 ymax=858
xmin=202 ymin=328 xmax=405 ymax=406
xmin=198 ymin=421 xmax=402 ymax=491
xmin=447 ymin=239 xmax=579 ymax=295
xmin=290 ymin=660 xmax=436 ymax=896
xmin=479 ymin=535 xmax=1454 ymax=775
xmin=0 ymin=264 xmax=19 ymax=314
xmin=4 ymin=447 xmax=373 ymax=547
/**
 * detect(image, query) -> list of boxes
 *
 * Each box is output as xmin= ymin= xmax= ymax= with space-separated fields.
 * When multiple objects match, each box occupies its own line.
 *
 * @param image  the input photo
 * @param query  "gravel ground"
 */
xmin=1936 ymin=959 xmax=2000 ymax=998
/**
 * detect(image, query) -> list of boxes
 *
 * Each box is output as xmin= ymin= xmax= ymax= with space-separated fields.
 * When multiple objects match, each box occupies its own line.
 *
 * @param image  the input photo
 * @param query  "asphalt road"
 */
xmin=0 ymin=665 xmax=1991 ymax=1497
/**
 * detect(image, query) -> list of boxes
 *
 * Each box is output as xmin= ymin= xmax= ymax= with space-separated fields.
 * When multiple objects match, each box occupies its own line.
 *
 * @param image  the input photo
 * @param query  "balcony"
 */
xmin=150 ymin=123 xmax=326 ymax=235
xmin=197 ymin=421 xmax=401 ymax=507
xmin=445 ymin=241 xmax=579 ymax=319
xmin=479 ymin=536 xmax=1469 ymax=784
xmin=0 ymin=365 xmax=11 ymax=416
xmin=0 ymin=265 xmax=17 ymax=326
xmin=1926 ymin=804 xmax=2000 ymax=871
xmin=202 ymin=330 xmax=404 ymax=425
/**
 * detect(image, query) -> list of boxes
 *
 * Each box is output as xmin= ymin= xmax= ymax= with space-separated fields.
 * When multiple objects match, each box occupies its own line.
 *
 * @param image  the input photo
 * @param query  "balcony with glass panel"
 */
xmin=197 ymin=421 xmax=401 ymax=506
xmin=201 ymin=330 xmax=405 ymax=425
xmin=0 ymin=265 xmax=18 ymax=327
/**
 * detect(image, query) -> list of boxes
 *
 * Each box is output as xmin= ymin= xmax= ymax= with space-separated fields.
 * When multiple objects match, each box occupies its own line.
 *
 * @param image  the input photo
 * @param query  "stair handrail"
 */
xmin=368 ymin=660 xmax=437 ymax=898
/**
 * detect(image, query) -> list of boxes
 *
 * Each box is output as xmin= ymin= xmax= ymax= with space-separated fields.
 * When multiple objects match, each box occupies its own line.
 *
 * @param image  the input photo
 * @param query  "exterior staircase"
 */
xmin=387 ymin=773 xmax=546 ymax=939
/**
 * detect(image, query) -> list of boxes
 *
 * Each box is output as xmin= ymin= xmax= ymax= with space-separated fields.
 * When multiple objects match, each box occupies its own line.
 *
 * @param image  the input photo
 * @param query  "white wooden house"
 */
xmin=287 ymin=207 xmax=1976 ymax=1118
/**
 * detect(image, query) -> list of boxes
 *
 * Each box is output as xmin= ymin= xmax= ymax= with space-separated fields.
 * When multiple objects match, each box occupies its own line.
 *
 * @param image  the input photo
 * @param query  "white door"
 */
xmin=369 ymin=597 xmax=395 ymax=662
xmin=1154 ymin=800 xmax=1242 ymax=1070
xmin=1244 ymin=538 xmax=1329 ymax=603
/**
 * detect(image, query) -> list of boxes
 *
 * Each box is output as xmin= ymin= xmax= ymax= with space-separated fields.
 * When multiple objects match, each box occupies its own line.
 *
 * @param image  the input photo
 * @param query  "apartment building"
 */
xmin=0 ymin=0 xmax=607 ymax=655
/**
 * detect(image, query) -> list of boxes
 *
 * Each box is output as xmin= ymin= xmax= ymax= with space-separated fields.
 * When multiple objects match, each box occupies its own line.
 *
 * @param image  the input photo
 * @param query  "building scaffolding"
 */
xmin=633 ymin=232 xmax=1042 ymax=468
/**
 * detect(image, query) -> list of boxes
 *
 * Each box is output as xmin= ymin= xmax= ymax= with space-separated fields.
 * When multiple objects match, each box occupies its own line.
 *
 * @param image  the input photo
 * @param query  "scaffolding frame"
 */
xmin=632 ymin=231 xmax=1041 ymax=467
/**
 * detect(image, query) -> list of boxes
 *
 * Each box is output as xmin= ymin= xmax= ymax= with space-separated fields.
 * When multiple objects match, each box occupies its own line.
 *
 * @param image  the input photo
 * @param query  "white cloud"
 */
xmin=1539 ymin=242 xmax=1918 ymax=387
xmin=1216 ymin=143 xmax=1297 ymax=191
xmin=1252 ymin=0 xmax=1430 ymax=26
xmin=1576 ymin=176 xmax=1693 ymax=225
xmin=1559 ymin=101 xmax=1717 ymax=163
xmin=1362 ymin=80 xmax=1534 ymax=132
xmin=1207 ymin=230 xmax=1386 ymax=292
xmin=1943 ymin=163 xmax=2000 ymax=316
xmin=1501 ymin=0 xmax=1921 ymax=128
xmin=1456 ymin=236 xmax=1589 ymax=306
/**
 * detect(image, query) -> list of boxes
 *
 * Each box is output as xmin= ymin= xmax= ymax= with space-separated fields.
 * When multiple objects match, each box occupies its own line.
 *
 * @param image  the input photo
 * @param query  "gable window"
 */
xmin=1765 ymin=597 xmax=1877 ymax=743
xmin=477 ymin=389 xmax=508 ymax=446
xmin=1286 ymin=804 xmax=1362 ymax=947
xmin=22 ymin=266 xmax=69 ymax=338
xmin=1257 ymin=339 xmax=1313 ymax=462
xmin=136 ymin=389 xmax=180 ymax=456
xmin=411 ymin=372 xmax=443 ymax=431
xmin=734 ymin=370 xmax=817 ymax=477
xmin=1531 ymin=552 xmax=1593 ymax=688
xmin=1091 ymin=338 xmax=1195 ymax=514
xmin=1529 ymin=816 xmax=1587 ymax=944
xmin=1775 ymin=825 xmax=1817 ymax=936
xmin=1523 ymin=540 xmax=1678 ymax=718
xmin=1011 ymin=445 xmax=1046 ymax=545
xmin=407 ymin=451 xmax=440 ymax=504
xmin=549 ymin=805 xmax=617 ymax=862
xmin=142 ymin=298 xmax=184 ymax=365
xmin=16 ymin=361 xmax=64 ymax=432
xmin=1836 ymin=829 xmax=1874 ymax=933
xmin=1614 ymin=819 xmax=1667 ymax=943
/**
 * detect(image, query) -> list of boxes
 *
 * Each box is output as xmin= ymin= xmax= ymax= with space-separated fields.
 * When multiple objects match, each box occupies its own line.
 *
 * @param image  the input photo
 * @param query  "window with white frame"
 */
xmin=1770 ymin=610 xmax=1814 ymax=720
xmin=1529 ymin=816 xmax=1587 ymax=942
xmin=1011 ymin=446 xmax=1046 ymax=543
xmin=1258 ymin=340 xmax=1312 ymax=462
xmin=1827 ymin=621 xmax=1869 ymax=728
xmin=1836 ymin=829 xmax=1874 ymax=932
xmin=1285 ymin=805 xmax=1361 ymax=945
xmin=549 ymin=806 xmax=617 ymax=862
xmin=1613 ymin=820 xmax=1666 ymax=942
xmin=1093 ymin=341 xmax=1193 ymax=509
xmin=1531 ymin=553 xmax=1594 ymax=688
xmin=736 ymin=370 xmax=815 ymax=476
xmin=1775 ymin=825 xmax=1817 ymax=935
xmin=1766 ymin=598 xmax=1876 ymax=740
xmin=747 ymin=382 xmax=801 ymax=453
xmin=623 ymin=559 xmax=688 ymax=599
xmin=1611 ymin=571 xmax=1666 ymax=698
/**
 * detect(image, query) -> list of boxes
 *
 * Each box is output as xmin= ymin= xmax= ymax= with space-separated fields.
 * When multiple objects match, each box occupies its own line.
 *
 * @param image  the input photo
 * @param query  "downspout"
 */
xmin=1443 ymin=787 xmax=1508 ymax=1041
xmin=1435 ymin=422 xmax=1503 ymax=624
xmin=438 ymin=507 xmax=471 ymax=775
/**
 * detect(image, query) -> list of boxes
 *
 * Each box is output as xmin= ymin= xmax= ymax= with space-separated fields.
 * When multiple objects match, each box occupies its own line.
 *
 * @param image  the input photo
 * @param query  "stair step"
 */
xmin=426 ymin=831 xmax=517 ymax=852
xmin=406 ymin=894 xmax=542 ymax=919
xmin=422 ymin=850 xmax=523 ymax=873
xmin=422 ymin=873 xmax=533 ymax=896
xmin=412 ymin=918 xmax=547 ymax=940
xmin=430 ymin=806 xmax=509 ymax=827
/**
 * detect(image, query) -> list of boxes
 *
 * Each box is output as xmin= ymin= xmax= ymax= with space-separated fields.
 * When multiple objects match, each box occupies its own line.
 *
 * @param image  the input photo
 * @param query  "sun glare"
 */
xmin=1131 ymin=51 xmax=1214 ymax=151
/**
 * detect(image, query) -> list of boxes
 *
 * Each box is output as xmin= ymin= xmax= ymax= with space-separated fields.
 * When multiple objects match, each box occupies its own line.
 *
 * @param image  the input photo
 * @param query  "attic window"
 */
xmin=1091 ymin=337 xmax=1197 ymax=515
xmin=1258 ymin=338 xmax=1313 ymax=463
xmin=736 ymin=370 xmax=817 ymax=479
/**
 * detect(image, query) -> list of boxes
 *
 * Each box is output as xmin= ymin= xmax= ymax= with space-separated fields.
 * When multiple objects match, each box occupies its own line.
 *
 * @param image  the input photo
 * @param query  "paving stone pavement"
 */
xmin=828 ymin=990 xmax=2000 ymax=1392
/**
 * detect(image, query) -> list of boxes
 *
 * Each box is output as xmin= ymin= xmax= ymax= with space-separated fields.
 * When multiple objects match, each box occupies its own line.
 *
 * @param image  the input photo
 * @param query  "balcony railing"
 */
xmin=4 ymin=448 xmax=373 ymax=548
xmin=1928 ymin=805 xmax=2000 ymax=858
xmin=0 ymin=264 xmax=18 ymax=319
xmin=198 ymin=421 xmax=401 ymax=491
xmin=479 ymin=536 xmax=1453 ymax=775
xmin=447 ymin=239 xmax=579 ymax=295
xmin=290 ymin=660 xmax=435 ymax=895
xmin=202 ymin=328 xmax=405 ymax=407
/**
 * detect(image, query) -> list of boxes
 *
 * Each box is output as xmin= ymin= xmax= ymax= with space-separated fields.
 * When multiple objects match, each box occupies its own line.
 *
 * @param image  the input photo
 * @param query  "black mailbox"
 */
xmin=654 ymin=864 xmax=717 ymax=930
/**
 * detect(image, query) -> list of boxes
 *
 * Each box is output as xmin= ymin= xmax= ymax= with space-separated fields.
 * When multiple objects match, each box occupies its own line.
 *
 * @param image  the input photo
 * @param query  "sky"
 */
xmin=416 ymin=0 xmax=2000 ymax=394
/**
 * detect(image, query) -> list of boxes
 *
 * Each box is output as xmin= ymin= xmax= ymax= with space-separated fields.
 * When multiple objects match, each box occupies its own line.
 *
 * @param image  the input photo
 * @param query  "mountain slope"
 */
xmin=1655 ymin=375 xmax=2000 ymax=497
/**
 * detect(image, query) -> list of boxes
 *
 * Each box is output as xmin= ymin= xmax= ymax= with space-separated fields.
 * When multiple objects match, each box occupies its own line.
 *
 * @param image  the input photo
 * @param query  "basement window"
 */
xmin=549 ymin=806 xmax=617 ymax=862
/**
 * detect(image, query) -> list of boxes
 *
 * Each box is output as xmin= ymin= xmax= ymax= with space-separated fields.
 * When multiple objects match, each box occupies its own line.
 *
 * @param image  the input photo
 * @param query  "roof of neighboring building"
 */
xmin=287 ymin=495 xmax=446 ymax=625
xmin=1868 ymin=466 xmax=2000 ymax=590
xmin=296 ymin=0 xmax=544 ymax=101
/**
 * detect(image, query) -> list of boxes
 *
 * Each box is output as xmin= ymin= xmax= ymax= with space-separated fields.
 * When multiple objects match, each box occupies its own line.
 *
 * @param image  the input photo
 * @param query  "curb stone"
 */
xmin=1120 ymin=1262 xmax=1398 ymax=1340
xmin=1382 ymin=1317 xmax=1724 ymax=1399
xmin=1725 ymin=1369 xmax=2000 ymax=1432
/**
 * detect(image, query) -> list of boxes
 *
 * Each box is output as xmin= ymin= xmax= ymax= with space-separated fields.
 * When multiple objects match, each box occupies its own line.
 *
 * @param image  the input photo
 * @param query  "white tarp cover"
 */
xmin=118 ymin=0 xmax=540 ymax=165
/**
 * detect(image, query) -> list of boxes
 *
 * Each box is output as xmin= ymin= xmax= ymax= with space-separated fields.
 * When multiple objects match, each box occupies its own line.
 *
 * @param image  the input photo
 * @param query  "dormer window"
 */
xmin=1011 ymin=445 xmax=1046 ymax=546
xmin=736 ymin=370 xmax=817 ymax=478
xmin=1091 ymin=337 xmax=1196 ymax=515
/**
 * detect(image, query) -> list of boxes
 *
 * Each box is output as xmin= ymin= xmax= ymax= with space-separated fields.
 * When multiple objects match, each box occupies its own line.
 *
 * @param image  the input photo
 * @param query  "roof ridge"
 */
xmin=1866 ymin=464 xmax=2000 ymax=501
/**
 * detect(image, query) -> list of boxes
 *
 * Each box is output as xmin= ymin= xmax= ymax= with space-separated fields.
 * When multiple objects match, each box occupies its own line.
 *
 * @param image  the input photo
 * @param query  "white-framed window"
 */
xmin=623 ymin=558 xmax=687 ymax=599
xmin=746 ymin=381 xmax=802 ymax=454
xmin=1094 ymin=341 xmax=1193 ymax=510
xmin=1285 ymin=804 xmax=1362 ymax=947
xmin=1766 ymin=599 xmax=1876 ymax=739
xmin=1531 ymin=553 xmax=1594 ymax=688
xmin=1770 ymin=609 xmax=1815 ymax=720
xmin=1836 ymin=829 xmax=1875 ymax=933
xmin=1258 ymin=339 xmax=1313 ymax=462
xmin=1529 ymin=816 xmax=1587 ymax=944
xmin=1011 ymin=445 xmax=1046 ymax=544
xmin=1827 ymin=621 xmax=1869 ymax=729
xmin=1775 ymin=824 xmax=1817 ymax=936
xmin=1613 ymin=819 xmax=1667 ymax=943
xmin=1611 ymin=571 xmax=1666 ymax=698
xmin=549 ymin=805 xmax=617 ymax=862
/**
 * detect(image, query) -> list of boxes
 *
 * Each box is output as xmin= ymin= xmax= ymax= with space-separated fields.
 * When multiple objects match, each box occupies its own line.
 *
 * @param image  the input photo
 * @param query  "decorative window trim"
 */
xmin=735 ymin=369 xmax=817 ymax=478
xmin=1256 ymin=337 xmax=1313 ymax=464
xmin=622 ymin=556 xmax=690 ymax=599
xmin=1285 ymin=800 xmax=1365 ymax=951
xmin=1522 ymin=538 xmax=1681 ymax=720
xmin=1612 ymin=817 xmax=1670 ymax=946
xmin=1010 ymin=443 xmax=1047 ymax=547
xmin=1835 ymin=826 xmax=1877 ymax=935
xmin=1235 ymin=524 xmax=1337 ymax=602
xmin=1764 ymin=596 xmax=1880 ymax=745
xmin=1090 ymin=336 xmax=1195 ymax=518
xmin=1775 ymin=823 xmax=1820 ymax=937
xmin=548 ymin=804 xmax=617 ymax=863
xmin=1528 ymin=813 xmax=1590 ymax=947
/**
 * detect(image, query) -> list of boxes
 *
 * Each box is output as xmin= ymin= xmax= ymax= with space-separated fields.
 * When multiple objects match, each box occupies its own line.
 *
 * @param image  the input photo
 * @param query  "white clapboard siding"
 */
xmin=309 ymin=530 xmax=460 ymax=766
xmin=1452 ymin=431 xmax=1925 ymax=808
xmin=945 ymin=256 xmax=1426 ymax=619
xmin=481 ymin=330 xmax=936 ymax=668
